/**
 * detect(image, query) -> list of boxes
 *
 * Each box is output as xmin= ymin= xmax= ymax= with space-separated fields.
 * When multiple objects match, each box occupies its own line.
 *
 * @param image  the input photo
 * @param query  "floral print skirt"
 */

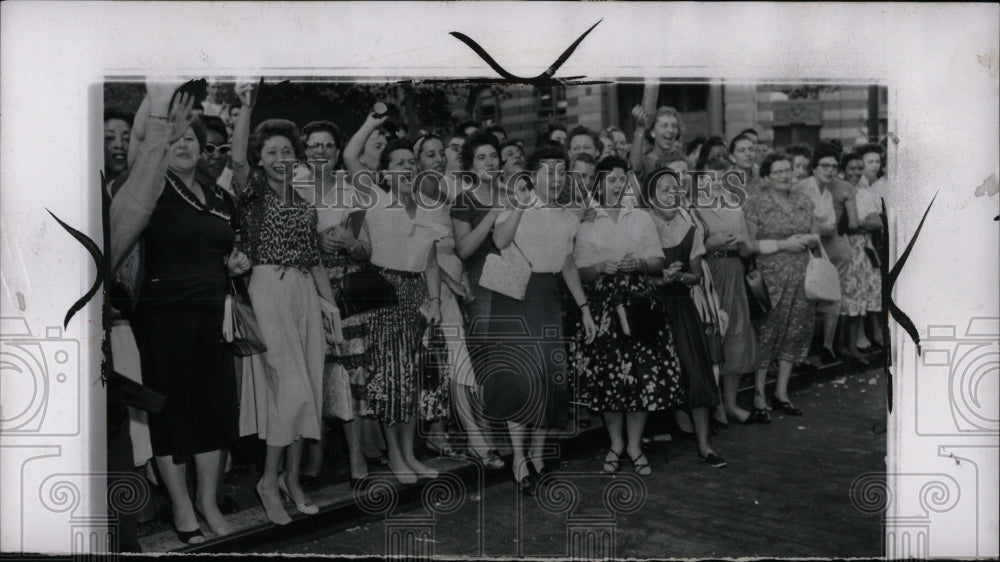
xmin=840 ymin=234 xmax=879 ymax=317
xmin=575 ymin=273 xmax=684 ymax=413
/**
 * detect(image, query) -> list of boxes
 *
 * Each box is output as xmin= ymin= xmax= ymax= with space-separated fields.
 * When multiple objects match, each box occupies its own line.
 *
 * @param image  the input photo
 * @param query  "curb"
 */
xmin=165 ymin=350 xmax=884 ymax=553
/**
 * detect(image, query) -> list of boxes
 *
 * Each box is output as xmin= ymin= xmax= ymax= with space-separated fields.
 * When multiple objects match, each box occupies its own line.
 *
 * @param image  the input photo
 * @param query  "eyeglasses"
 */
xmin=307 ymin=142 xmax=338 ymax=151
xmin=771 ymin=168 xmax=793 ymax=175
xmin=816 ymin=163 xmax=838 ymax=171
xmin=204 ymin=143 xmax=231 ymax=155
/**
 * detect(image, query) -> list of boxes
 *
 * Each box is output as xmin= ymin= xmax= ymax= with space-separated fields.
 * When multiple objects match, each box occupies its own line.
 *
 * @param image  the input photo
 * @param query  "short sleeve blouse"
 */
xmin=238 ymin=169 xmax=320 ymax=268
xmin=573 ymin=206 xmax=664 ymax=268
xmin=450 ymin=189 xmax=499 ymax=277
xmin=496 ymin=202 xmax=579 ymax=273
xmin=363 ymin=187 xmax=442 ymax=272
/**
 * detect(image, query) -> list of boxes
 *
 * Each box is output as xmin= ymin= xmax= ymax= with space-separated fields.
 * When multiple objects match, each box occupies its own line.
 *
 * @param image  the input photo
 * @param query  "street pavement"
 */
xmin=254 ymin=365 xmax=887 ymax=559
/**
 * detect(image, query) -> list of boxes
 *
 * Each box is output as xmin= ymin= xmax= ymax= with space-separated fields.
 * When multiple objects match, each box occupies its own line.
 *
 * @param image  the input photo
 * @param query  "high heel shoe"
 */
xmin=277 ymin=472 xmax=319 ymax=515
xmin=255 ymin=480 xmax=291 ymax=526
xmin=173 ymin=525 xmax=205 ymax=545
xmin=627 ymin=451 xmax=652 ymax=477
xmin=512 ymin=466 xmax=537 ymax=497
xmin=749 ymin=407 xmax=771 ymax=424
xmin=819 ymin=347 xmax=839 ymax=365
xmin=603 ymin=447 xmax=622 ymax=473
xmin=772 ymin=396 xmax=803 ymax=416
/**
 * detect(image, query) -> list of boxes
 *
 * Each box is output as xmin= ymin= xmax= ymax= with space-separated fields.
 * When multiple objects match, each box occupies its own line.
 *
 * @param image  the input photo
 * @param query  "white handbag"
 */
xmin=478 ymin=241 xmax=532 ymax=300
xmin=804 ymin=244 xmax=842 ymax=304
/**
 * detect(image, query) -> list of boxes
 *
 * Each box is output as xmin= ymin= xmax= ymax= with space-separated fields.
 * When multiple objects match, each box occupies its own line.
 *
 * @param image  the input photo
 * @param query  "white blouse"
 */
xmin=315 ymin=182 xmax=360 ymax=232
xmin=793 ymin=176 xmax=836 ymax=232
xmin=573 ymin=205 xmax=664 ymax=268
xmin=496 ymin=201 xmax=580 ymax=273
xmin=363 ymin=187 xmax=442 ymax=272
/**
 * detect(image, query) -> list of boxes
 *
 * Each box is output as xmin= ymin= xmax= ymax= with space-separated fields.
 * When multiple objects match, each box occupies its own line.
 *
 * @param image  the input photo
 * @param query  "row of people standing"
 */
xmin=108 ymin=79 xmax=887 ymax=544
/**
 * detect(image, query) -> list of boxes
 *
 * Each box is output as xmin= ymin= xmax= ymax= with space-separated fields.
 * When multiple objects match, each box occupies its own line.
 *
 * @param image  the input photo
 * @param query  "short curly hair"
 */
xmin=301 ymin=120 xmax=345 ymax=149
xmin=809 ymin=142 xmax=842 ymax=172
xmin=460 ymin=131 xmax=501 ymax=171
xmin=759 ymin=152 xmax=791 ymax=178
xmin=248 ymin=119 xmax=305 ymax=166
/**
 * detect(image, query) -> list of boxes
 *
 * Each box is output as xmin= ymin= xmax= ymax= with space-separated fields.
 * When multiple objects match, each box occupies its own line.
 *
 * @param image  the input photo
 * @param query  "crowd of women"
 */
xmin=105 ymin=79 xmax=887 ymax=545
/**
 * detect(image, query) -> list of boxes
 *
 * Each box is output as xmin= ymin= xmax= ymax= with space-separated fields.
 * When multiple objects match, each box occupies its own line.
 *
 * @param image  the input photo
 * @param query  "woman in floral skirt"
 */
xmin=574 ymin=156 xmax=684 ymax=477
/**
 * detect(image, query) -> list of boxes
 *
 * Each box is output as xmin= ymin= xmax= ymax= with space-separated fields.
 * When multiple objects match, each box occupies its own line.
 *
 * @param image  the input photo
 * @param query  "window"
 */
xmin=537 ymin=86 xmax=567 ymax=119
xmin=773 ymin=125 xmax=821 ymax=148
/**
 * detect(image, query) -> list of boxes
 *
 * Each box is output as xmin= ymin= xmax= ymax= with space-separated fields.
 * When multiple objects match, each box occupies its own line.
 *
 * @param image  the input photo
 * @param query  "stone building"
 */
xmin=463 ymin=82 xmax=888 ymax=151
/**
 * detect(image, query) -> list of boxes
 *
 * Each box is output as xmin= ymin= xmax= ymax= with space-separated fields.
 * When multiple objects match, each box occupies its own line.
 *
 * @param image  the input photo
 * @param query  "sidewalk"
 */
xmin=139 ymin=349 xmax=885 ymax=553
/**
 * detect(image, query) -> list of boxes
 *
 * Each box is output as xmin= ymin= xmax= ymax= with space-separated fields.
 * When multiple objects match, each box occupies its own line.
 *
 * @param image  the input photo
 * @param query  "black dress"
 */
xmin=659 ymin=226 xmax=720 ymax=409
xmin=134 ymin=172 xmax=238 ymax=464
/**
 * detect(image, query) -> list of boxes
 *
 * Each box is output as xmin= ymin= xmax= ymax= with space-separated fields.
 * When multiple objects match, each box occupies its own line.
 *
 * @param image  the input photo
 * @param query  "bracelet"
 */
xmin=578 ymin=301 xmax=590 ymax=310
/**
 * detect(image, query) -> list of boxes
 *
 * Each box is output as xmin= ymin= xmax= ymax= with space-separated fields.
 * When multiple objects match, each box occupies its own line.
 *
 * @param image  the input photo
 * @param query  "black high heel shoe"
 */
xmin=173 ymin=525 xmax=205 ymax=545
xmin=513 ymin=468 xmax=537 ymax=497
xmin=819 ymin=347 xmax=839 ymax=365
xmin=749 ymin=407 xmax=771 ymax=424
xmin=772 ymin=396 xmax=803 ymax=416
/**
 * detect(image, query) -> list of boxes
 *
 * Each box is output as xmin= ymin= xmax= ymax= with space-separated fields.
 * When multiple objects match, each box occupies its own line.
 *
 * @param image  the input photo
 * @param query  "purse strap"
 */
xmin=505 ymin=239 xmax=533 ymax=269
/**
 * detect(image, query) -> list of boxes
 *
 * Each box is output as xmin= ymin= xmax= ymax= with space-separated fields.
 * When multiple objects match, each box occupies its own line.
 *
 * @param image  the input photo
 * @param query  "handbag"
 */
xmin=478 ymin=241 xmax=531 ymax=300
xmin=336 ymin=267 xmax=399 ymax=317
xmin=804 ymin=244 xmax=842 ymax=304
xmin=616 ymin=289 xmax=666 ymax=342
xmin=743 ymin=258 xmax=772 ymax=321
xmin=223 ymin=279 xmax=267 ymax=357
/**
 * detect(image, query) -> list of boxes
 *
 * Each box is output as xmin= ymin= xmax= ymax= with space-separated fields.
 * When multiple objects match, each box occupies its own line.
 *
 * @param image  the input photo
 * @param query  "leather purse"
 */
xmin=615 ymin=276 xmax=666 ymax=342
xmin=743 ymin=258 xmax=772 ymax=321
xmin=223 ymin=279 xmax=267 ymax=357
xmin=336 ymin=267 xmax=399 ymax=318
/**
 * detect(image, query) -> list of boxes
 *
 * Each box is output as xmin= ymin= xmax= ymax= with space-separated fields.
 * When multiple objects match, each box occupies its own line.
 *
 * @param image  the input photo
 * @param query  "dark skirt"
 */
xmin=134 ymin=305 xmax=238 ymax=464
xmin=479 ymin=273 xmax=569 ymax=428
xmin=366 ymin=270 xmax=449 ymax=425
xmin=659 ymin=282 xmax=720 ymax=409
xmin=706 ymin=256 xmax=758 ymax=375
xmin=575 ymin=273 xmax=684 ymax=413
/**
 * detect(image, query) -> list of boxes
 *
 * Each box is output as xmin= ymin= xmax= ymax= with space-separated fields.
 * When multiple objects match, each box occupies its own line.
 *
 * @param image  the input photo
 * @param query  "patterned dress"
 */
xmin=573 ymin=206 xmax=684 ymax=413
xmin=743 ymin=188 xmax=817 ymax=368
xmin=321 ymin=237 xmax=373 ymax=421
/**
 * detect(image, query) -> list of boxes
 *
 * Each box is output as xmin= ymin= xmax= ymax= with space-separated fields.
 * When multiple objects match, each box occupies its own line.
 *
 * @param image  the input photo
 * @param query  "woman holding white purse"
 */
xmin=486 ymin=145 xmax=597 ymax=495
xmin=742 ymin=153 xmax=822 ymax=420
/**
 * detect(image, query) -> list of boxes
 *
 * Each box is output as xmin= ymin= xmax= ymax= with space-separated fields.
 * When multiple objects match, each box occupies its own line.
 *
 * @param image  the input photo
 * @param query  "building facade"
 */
xmin=464 ymin=82 xmax=888 ymax=151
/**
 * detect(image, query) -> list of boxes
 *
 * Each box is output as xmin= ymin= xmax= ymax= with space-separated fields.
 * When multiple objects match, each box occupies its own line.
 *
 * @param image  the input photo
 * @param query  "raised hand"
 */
xmin=631 ymin=105 xmax=650 ymax=129
xmin=234 ymin=79 xmax=258 ymax=109
xmin=167 ymin=92 xmax=197 ymax=143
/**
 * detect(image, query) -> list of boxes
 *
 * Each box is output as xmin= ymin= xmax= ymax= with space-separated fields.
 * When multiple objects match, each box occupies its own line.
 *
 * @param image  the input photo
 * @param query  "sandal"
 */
xmin=628 ymin=451 xmax=652 ymax=477
xmin=603 ymin=447 xmax=622 ymax=473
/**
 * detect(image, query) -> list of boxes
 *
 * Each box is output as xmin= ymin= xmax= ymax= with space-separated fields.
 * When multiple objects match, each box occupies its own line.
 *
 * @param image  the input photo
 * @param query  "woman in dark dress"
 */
xmin=574 ymin=157 xmax=684 ymax=477
xmin=645 ymin=168 xmax=727 ymax=468
xmin=111 ymin=82 xmax=250 ymax=543
xmin=450 ymin=132 xmax=509 ymax=469
xmin=487 ymin=145 xmax=596 ymax=495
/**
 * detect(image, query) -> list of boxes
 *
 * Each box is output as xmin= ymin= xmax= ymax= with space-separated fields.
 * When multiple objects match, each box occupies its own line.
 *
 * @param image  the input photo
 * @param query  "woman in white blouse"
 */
xmin=487 ymin=145 xmax=596 ymax=495
xmin=348 ymin=113 xmax=445 ymax=484
xmin=574 ymin=157 xmax=684 ymax=477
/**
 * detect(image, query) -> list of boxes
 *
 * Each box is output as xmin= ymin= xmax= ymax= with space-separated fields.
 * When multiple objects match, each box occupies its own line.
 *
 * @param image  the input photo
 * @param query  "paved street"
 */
xmin=254 ymin=366 xmax=886 ymax=559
